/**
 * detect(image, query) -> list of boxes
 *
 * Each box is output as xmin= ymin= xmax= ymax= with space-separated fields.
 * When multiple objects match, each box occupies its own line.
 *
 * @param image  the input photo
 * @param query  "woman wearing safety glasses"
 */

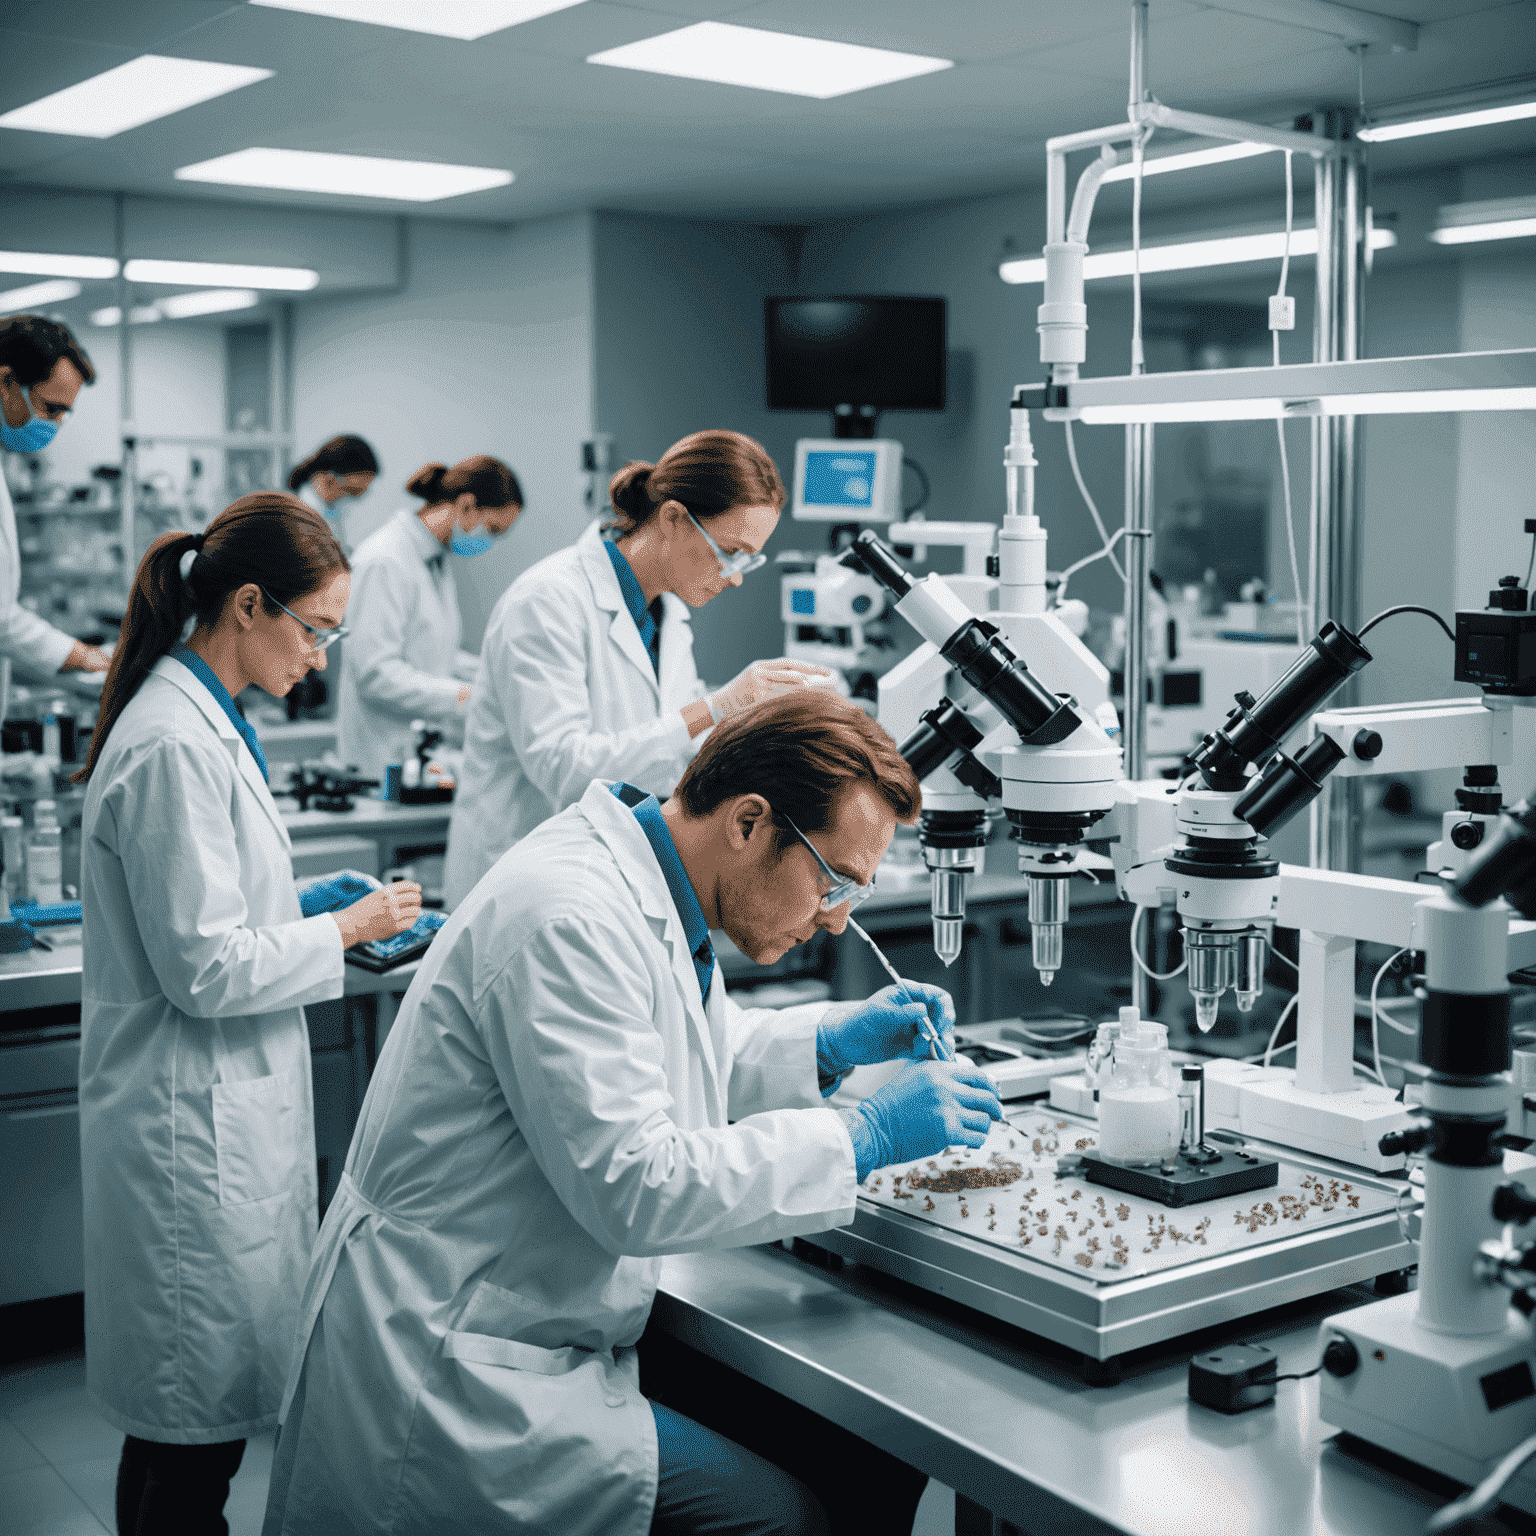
xmin=74 ymin=494 xmax=422 ymax=1534
xmin=444 ymin=429 xmax=829 ymax=908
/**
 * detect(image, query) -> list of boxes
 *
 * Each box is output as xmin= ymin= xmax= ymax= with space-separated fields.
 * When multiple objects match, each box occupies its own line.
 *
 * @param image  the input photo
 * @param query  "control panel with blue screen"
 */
xmin=792 ymin=438 xmax=902 ymax=523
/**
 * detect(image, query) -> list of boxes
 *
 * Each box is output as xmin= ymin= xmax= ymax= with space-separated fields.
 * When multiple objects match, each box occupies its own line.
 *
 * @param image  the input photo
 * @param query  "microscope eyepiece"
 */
xmin=1235 ymin=733 xmax=1347 ymax=837
xmin=1455 ymin=799 xmax=1536 ymax=917
xmin=940 ymin=620 xmax=1080 ymax=746
xmin=842 ymin=530 xmax=912 ymax=598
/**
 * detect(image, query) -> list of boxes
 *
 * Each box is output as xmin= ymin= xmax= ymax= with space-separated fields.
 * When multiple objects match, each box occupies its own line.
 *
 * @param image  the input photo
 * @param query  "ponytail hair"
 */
xmin=78 ymin=492 xmax=348 ymax=781
xmin=288 ymin=433 xmax=379 ymax=491
xmin=406 ymin=454 xmax=522 ymax=511
xmin=606 ymin=429 xmax=784 ymax=533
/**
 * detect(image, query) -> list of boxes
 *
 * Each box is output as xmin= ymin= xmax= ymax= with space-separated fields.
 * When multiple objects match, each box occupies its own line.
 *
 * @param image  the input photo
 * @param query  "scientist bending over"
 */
xmin=264 ymin=691 xmax=1000 ymax=1536
xmin=443 ymin=428 xmax=827 ymax=907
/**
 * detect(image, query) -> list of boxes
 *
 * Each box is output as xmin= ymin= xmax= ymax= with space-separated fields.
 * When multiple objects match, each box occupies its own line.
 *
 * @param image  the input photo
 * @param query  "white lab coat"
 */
xmin=443 ymin=522 xmax=707 ymax=907
xmin=336 ymin=508 xmax=473 ymax=779
xmin=79 ymin=654 xmax=346 ymax=1443
xmin=0 ymin=470 xmax=79 ymax=723
xmin=263 ymin=780 xmax=857 ymax=1536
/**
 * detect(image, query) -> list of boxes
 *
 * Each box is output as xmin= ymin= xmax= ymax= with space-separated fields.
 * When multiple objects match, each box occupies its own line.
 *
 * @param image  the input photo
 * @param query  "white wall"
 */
xmin=292 ymin=212 xmax=594 ymax=649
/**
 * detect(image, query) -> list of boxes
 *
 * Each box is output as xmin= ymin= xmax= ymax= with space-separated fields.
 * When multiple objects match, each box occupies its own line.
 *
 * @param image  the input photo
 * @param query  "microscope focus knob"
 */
xmin=1352 ymin=729 xmax=1384 ymax=761
xmin=1493 ymin=1182 xmax=1536 ymax=1225
xmin=1321 ymin=1338 xmax=1359 ymax=1378
xmin=1451 ymin=821 xmax=1485 ymax=851
xmin=1379 ymin=1124 xmax=1433 ymax=1158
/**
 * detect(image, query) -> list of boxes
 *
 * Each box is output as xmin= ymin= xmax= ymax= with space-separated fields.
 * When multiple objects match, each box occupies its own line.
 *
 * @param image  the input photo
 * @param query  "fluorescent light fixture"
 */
xmin=1428 ymin=196 xmax=1536 ymax=246
xmin=1358 ymin=98 xmax=1536 ymax=142
xmin=89 ymin=306 xmax=162 ymax=328
xmin=587 ymin=21 xmax=952 ymax=99
xmin=249 ymin=0 xmax=584 ymax=39
xmin=0 ymin=56 xmax=271 ymax=139
xmin=1431 ymin=217 xmax=1536 ymax=245
xmin=1040 ymin=348 xmax=1536 ymax=424
xmin=156 ymin=288 xmax=260 ymax=319
xmin=1000 ymin=226 xmax=1397 ymax=284
xmin=0 ymin=251 xmax=118 ymax=280
xmin=1101 ymin=141 xmax=1274 ymax=183
xmin=175 ymin=146 xmax=512 ymax=203
xmin=0 ymin=279 xmax=82 ymax=315
xmin=123 ymin=257 xmax=318 ymax=291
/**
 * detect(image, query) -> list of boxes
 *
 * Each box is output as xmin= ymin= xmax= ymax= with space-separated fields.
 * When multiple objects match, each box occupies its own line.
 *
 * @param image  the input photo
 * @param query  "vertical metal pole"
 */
xmin=1124 ymin=422 xmax=1154 ymax=1015
xmin=1307 ymin=110 xmax=1365 ymax=872
xmin=114 ymin=193 xmax=136 ymax=589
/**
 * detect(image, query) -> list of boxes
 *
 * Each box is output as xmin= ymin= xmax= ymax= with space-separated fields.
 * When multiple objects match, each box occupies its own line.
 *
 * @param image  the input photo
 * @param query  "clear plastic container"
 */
xmin=1096 ymin=1010 xmax=1181 ymax=1166
xmin=27 ymin=823 xmax=62 ymax=906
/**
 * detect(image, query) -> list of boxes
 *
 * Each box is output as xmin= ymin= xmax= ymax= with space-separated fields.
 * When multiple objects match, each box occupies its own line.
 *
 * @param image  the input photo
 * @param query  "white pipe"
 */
xmin=1143 ymin=101 xmax=1340 ymax=158
xmin=1067 ymin=146 xmax=1121 ymax=244
xmin=1129 ymin=0 xmax=1149 ymax=115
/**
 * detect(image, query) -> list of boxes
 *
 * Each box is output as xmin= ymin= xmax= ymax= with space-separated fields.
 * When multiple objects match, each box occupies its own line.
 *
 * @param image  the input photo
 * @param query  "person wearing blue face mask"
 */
xmin=0 ymin=316 xmax=112 ymax=718
xmin=336 ymin=455 xmax=523 ymax=780
xmin=288 ymin=434 xmax=379 ymax=556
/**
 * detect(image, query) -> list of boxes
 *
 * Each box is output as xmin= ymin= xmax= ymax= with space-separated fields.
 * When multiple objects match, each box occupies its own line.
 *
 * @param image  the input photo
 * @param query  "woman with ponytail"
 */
xmin=77 ymin=493 xmax=422 ymax=1533
xmin=443 ymin=429 xmax=828 ymax=908
xmin=336 ymin=454 xmax=523 ymax=779
xmin=288 ymin=432 xmax=379 ymax=552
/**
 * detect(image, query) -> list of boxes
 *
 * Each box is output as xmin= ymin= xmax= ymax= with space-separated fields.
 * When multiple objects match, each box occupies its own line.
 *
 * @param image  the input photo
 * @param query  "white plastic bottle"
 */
xmin=1096 ymin=1012 xmax=1181 ymax=1166
xmin=27 ymin=813 xmax=62 ymax=906
xmin=42 ymin=699 xmax=65 ymax=762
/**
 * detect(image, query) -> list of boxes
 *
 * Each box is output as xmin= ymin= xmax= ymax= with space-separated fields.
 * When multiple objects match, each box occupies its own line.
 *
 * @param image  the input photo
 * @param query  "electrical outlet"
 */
xmin=1269 ymin=295 xmax=1296 ymax=331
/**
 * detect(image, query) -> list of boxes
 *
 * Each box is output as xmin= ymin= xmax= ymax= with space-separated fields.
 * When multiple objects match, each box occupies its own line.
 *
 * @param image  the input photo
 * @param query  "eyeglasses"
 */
xmin=26 ymin=389 xmax=71 ymax=422
xmin=261 ymin=589 xmax=350 ymax=653
xmin=687 ymin=511 xmax=767 ymax=578
xmin=780 ymin=812 xmax=876 ymax=912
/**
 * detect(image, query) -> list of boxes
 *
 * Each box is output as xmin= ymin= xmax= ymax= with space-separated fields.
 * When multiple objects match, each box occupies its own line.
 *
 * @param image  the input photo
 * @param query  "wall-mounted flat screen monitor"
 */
xmin=765 ymin=296 xmax=946 ymax=413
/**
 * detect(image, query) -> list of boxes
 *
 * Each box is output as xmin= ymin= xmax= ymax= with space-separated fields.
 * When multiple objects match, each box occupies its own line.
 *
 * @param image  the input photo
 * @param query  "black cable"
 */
xmin=1272 ymin=1365 xmax=1322 ymax=1383
xmin=901 ymin=455 xmax=930 ymax=516
xmin=1357 ymin=604 xmax=1456 ymax=644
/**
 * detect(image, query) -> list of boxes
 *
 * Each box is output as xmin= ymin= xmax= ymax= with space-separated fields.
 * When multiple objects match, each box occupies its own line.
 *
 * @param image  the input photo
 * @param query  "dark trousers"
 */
xmin=115 ymin=1435 xmax=246 ymax=1536
xmin=642 ymin=1326 xmax=928 ymax=1536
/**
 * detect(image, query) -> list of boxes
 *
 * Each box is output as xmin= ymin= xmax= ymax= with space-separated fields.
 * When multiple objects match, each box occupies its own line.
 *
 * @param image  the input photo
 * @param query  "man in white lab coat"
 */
xmin=264 ymin=691 xmax=1001 ymax=1536
xmin=0 ymin=316 xmax=111 ymax=716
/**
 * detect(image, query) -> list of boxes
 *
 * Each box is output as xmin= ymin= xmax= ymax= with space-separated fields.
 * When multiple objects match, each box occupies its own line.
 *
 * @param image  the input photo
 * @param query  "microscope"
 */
xmin=1116 ymin=620 xmax=1372 ymax=1030
xmin=1318 ymin=795 xmax=1536 ymax=1522
xmin=844 ymin=404 xmax=1122 ymax=980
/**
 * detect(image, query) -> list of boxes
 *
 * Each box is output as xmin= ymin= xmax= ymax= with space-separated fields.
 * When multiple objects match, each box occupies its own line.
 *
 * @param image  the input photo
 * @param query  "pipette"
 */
xmin=846 ymin=917 xmax=951 ymax=1062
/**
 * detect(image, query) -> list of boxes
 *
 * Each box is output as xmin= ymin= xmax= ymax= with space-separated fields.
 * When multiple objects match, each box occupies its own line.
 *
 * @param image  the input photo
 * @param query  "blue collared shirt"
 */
xmin=610 ymin=782 xmax=714 ymax=1005
xmin=603 ymin=538 xmax=662 ymax=678
xmin=170 ymin=643 xmax=269 ymax=784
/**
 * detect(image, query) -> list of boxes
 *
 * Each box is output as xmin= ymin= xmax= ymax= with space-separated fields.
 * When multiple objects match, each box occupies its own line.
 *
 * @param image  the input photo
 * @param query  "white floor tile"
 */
xmin=0 ymin=1462 xmax=108 ymax=1535
xmin=0 ymin=1414 xmax=49 ymax=1475
xmin=3 ymin=1380 xmax=122 ymax=1470
xmin=53 ymin=1453 xmax=117 ymax=1530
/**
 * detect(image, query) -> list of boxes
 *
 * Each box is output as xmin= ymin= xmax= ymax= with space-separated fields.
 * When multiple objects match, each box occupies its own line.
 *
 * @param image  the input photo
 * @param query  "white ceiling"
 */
xmin=0 ymin=0 xmax=1533 ymax=225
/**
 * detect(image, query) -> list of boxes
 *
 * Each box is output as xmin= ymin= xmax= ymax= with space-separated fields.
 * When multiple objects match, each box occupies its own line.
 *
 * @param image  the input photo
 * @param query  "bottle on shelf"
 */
xmin=28 ymin=802 xmax=63 ymax=906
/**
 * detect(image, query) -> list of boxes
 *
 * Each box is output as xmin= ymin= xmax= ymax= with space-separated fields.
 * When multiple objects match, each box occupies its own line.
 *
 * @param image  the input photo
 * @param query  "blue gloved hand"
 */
xmin=298 ymin=871 xmax=379 ymax=917
xmin=841 ymin=1060 xmax=1002 ymax=1182
xmin=816 ymin=982 xmax=956 ymax=1081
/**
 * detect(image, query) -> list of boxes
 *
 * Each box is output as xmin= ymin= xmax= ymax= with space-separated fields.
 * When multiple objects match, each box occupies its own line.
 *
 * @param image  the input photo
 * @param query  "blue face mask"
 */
xmin=0 ymin=391 xmax=59 ymax=453
xmin=450 ymin=530 xmax=495 ymax=558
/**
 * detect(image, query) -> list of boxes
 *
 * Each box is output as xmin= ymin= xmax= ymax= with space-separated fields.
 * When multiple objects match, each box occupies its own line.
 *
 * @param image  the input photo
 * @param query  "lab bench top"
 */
xmin=0 ymin=930 xmax=419 ymax=1016
xmin=277 ymin=796 xmax=453 ymax=838
xmin=653 ymin=1244 xmax=1446 ymax=1536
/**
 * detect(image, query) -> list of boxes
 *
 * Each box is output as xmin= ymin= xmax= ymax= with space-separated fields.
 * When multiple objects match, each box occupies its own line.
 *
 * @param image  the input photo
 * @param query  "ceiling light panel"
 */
xmin=1430 ymin=217 xmax=1536 ymax=245
xmin=587 ymin=22 xmax=953 ymax=100
xmin=1358 ymin=99 xmax=1536 ymax=143
xmin=0 ymin=56 xmax=272 ymax=139
xmin=1101 ymin=142 xmax=1275 ymax=183
xmin=249 ymin=0 xmax=585 ymax=39
xmin=0 ymin=252 xmax=117 ymax=280
xmin=123 ymin=258 xmax=318 ymax=290
xmin=0 ymin=280 xmax=81 ymax=315
xmin=175 ymin=147 xmax=513 ymax=203
xmin=156 ymin=289 xmax=261 ymax=319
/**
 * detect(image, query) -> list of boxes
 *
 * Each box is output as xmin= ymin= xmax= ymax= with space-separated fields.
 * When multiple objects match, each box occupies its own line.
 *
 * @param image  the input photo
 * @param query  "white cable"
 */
xmin=1058 ymin=529 xmax=1125 ymax=604
xmin=1064 ymin=420 xmax=1126 ymax=582
xmin=1271 ymin=149 xmax=1294 ymax=369
xmin=1276 ymin=422 xmax=1306 ymax=647
xmin=1371 ymin=946 xmax=1413 ymax=1086
xmin=1261 ymin=993 xmax=1299 ymax=1069
xmin=1130 ymin=904 xmax=1188 ymax=981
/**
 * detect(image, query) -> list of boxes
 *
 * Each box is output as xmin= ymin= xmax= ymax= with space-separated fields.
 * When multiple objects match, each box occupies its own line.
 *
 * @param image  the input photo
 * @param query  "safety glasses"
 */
xmin=780 ymin=813 xmax=876 ymax=912
xmin=687 ymin=511 xmax=767 ymax=578
xmin=262 ymin=589 xmax=350 ymax=653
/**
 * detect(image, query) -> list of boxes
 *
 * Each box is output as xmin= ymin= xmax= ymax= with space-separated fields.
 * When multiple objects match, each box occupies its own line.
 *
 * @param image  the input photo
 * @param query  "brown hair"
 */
xmin=607 ymin=430 xmax=784 ymax=532
xmin=287 ymin=433 xmax=378 ymax=490
xmin=0 ymin=315 xmax=95 ymax=387
xmin=675 ymin=690 xmax=919 ymax=851
xmin=78 ymin=493 xmax=348 ymax=781
xmin=407 ymin=455 xmax=523 ymax=510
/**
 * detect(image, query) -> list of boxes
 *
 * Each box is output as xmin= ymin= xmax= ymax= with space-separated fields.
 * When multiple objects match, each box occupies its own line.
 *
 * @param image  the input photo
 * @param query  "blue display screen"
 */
xmin=803 ymin=450 xmax=875 ymax=508
xmin=790 ymin=588 xmax=816 ymax=615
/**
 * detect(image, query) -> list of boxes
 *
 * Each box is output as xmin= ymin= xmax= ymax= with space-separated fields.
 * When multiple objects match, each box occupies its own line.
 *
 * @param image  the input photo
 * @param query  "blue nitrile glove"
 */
xmin=298 ymin=871 xmax=380 ymax=917
xmin=816 ymin=982 xmax=956 ymax=1083
xmin=840 ymin=1059 xmax=1003 ymax=1183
